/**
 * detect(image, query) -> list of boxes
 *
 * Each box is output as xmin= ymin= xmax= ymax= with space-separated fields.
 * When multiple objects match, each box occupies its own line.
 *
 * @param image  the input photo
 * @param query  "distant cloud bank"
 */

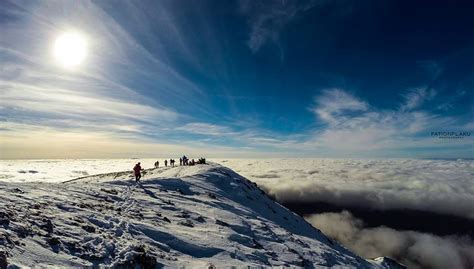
xmin=219 ymin=158 xmax=474 ymax=269
xmin=307 ymin=211 xmax=474 ymax=269
xmin=219 ymin=159 xmax=474 ymax=219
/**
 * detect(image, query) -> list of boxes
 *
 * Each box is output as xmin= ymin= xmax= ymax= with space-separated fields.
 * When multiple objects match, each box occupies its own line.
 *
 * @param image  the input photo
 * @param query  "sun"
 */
xmin=53 ymin=31 xmax=88 ymax=69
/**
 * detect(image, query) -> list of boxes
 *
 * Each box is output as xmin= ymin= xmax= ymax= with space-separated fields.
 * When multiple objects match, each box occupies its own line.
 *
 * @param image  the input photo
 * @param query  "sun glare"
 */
xmin=53 ymin=31 xmax=87 ymax=69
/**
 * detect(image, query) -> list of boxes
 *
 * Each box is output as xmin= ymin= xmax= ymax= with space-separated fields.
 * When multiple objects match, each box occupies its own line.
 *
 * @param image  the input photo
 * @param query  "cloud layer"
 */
xmin=219 ymin=158 xmax=474 ymax=268
xmin=218 ymin=159 xmax=474 ymax=219
xmin=306 ymin=211 xmax=474 ymax=269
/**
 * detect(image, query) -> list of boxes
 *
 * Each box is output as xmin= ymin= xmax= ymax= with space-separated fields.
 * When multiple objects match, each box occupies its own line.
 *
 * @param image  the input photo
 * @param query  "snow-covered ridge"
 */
xmin=0 ymin=163 xmax=403 ymax=268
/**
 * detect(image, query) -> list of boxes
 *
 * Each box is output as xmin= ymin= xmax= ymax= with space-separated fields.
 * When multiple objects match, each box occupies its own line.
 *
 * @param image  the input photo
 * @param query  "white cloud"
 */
xmin=240 ymin=0 xmax=318 ymax=53
xmin=217 ymin=158 xmax=474 ymax=268
xmin=306 ymin=211 xmax=474 ymax=269
xmin=176 ymin=122 xmax=311 ymax=152
xmin=218 ymin=159 xmax=474 ymax=219
xmin=0 ymin=0 xmax=209 ymax=154
xmin=306 ymin=88 xmax=470 ymax=155
xmin=311 ymin=88 xmax=368 ymax=124
xmin=171 ymin=86 xmax=471 ymax=156
xmin=1 ymin=2 xmax=471 ymax=159
xmin=1 ymin=81 xmax=178 ymax=124
xmin=400 ymin=87 xmax=436 ymax=111
xmin=177 ymin=123 xmax=235 ymax=136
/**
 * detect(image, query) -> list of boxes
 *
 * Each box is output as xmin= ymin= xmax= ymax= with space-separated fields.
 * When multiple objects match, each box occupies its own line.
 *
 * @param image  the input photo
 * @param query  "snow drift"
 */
xmin=0 ymin=163 xmax=403 ymax=268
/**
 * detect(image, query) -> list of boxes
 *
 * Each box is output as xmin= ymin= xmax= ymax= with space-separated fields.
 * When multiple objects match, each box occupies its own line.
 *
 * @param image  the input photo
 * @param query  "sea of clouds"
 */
xmin=0 ymin=159 xmax=159 ymax=182
xmin=217 ymin=158 xmax=474 ymax=269
xmin=218 ymin=158 xmax=474 ymax=219
xmin=2 ymin=158 xmax=473 ymax=268
xmin=307 ymin=211 xmax=474 ymax=269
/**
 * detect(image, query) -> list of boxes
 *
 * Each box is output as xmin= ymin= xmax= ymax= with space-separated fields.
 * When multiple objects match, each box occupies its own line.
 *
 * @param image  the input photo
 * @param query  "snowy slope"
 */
xmin=0 ymin=163 xmax=404 ymax=268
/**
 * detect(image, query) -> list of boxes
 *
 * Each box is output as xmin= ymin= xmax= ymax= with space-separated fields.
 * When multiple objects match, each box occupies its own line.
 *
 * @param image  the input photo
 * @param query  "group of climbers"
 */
xmin=133 ymin=156 xmax=206 ymax=182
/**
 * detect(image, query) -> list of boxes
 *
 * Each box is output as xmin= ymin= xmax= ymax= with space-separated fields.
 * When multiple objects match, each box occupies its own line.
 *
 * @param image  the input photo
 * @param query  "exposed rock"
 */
xmin=0 ymin=250 xmax=7 ymax=269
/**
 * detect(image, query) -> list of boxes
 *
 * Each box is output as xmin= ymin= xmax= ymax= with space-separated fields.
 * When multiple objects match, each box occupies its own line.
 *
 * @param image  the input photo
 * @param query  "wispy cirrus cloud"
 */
xmin=0 ymin=0 xmax=205 ymax=151
xmin=1 ymin=1 xmax=472 ymax=159
xmin=306 ymin=88 xmax=472 ymax=156
xmin=171 ymin=87 xmax=472 ymax=158
xmin=311 ymin=89 xmax=368 ymax=124
xmin=0 ymin=122 xmax=272 ymax=159
xmin=177 ymin=122 xmax=236 ymax=136
xmin=1 ymin=81 xmax=177 ymax=124
xmin=400 ymin=87 xmax=436 ymax=111
xmin=240 ymin=0 xmax=319 ymax=55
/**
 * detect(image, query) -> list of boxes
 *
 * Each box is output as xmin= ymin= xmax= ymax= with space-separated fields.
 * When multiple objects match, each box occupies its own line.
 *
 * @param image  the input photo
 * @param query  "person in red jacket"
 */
xmin=133 ymin=162 xmax=142 ymax=182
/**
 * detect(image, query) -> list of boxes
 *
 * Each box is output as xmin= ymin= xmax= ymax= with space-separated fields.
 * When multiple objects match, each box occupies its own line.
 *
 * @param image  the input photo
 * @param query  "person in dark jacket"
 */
xmin=133 ymin=162 xmax=142 ymax=182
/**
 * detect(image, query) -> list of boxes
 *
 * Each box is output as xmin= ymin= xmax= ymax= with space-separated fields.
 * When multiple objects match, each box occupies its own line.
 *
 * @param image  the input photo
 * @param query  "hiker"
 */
xmin=164 ymin=160 xmax=168 ymax=167
xmin=154 ymin=161 xmax=159 ymax=168
xmin=170 ymin=159 xmax=175 ymax=167
xmin=133 ymin=162 xmax=142 ymax=182
xmin=179 ymin=157 xmax=183 ymax=166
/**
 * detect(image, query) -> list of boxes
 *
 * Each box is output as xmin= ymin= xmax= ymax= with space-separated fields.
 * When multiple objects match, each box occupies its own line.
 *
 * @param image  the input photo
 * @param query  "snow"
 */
xmin=0 ymin=163 xmax=402 ymax=268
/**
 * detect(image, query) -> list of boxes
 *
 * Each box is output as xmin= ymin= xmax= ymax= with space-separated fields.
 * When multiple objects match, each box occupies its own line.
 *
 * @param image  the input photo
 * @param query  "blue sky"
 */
xmin=1 ymin=0 xmax=473 ymax=159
